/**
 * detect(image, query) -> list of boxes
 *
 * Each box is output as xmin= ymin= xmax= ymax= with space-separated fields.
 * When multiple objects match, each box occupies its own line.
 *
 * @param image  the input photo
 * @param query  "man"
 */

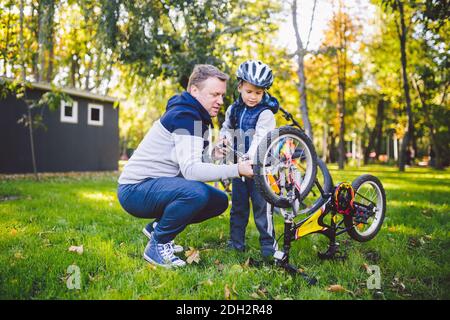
xmin=117 ymin=64 xmax=253 ymax=268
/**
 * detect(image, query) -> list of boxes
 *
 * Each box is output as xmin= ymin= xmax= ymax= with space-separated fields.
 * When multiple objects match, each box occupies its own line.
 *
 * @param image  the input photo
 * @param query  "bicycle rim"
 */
xmin=262 ymin=133 xmax=315 ymax=203
xmin=353 ymin=181 xmax=384 ymax=237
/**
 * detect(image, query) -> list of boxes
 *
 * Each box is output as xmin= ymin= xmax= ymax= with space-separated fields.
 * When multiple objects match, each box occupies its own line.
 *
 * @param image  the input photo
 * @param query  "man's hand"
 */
xmin=213 ymin=138 xmax=228 ymax=160
xmin=238 ymin=160 xmax=254 ymax=178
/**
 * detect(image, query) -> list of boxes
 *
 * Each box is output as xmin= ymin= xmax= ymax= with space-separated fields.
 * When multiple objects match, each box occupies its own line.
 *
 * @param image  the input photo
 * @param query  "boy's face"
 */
xmin=238 ymin=81 xmax=264 ymax=107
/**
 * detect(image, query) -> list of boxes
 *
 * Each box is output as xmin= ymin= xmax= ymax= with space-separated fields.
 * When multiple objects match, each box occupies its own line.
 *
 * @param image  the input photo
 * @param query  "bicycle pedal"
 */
xmin=274 ymin=250 xmax=285 ymax=261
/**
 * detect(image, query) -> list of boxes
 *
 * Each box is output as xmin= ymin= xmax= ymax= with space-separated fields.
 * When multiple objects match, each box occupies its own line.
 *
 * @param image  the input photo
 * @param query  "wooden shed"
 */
xmin=0 ymin=81 xmax=119 ymax=173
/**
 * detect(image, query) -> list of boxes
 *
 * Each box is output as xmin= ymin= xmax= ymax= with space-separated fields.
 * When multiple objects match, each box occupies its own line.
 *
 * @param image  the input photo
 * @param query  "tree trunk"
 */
xmin=397 ymin=0 xmax=414 ymax=171
xmin=31 ymin=3 xmax=39 ymax=81
xmin=335 ymin=0 xmax=348 ymax=170
xmin=364 ymin=98 xmax=385 ymax=163
xmin=337 ymin=48 xmax=347 ymax=169
xmin=322 ymin=122 xmax=328 ymax=162
xmin=375 ymin=99 xmax=385 ymax=155
xmin=71 ymin=55 xmax=78 ymax=87
xmin=37 ymin=0 xmax=55 ymax=83
xmin=337 ymin=80 xmax=345 ymax=169
xmin=85 ymin=54 xmax=93 ymax=90
xmin=329 ymin=134 xmax=337 ymax=163
xmin=37 ymin=3 xmax=46 ymax=82
xmin=27 ymin=106 xmax=39 ymax=181
xmin=20 ymin=0 xmax=26 ymax=81
xmin=46 ymin=33 xmax=55 ymax=83
xmin=411 ymin=77 xmax=443 ymax=170
xmin=292 ymin=0 xmax=314 ymax=140
xmin=3 ymin=7 xmax=12 ymax=76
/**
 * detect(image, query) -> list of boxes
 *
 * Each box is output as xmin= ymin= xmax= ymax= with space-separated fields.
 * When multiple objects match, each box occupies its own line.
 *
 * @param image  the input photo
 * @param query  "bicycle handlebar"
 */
xmin=279 ymin=106 xmax=304 ymax=131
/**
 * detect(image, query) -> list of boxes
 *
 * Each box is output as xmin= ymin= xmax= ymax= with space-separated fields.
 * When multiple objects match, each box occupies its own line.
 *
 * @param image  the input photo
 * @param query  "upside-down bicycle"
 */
xmin=249 ymin=108 xmax=387 ymax=285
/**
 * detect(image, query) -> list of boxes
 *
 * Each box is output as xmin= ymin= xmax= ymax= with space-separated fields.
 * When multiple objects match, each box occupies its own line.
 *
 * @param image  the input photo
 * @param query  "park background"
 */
xmin=0 ymin=0 xmax=449 ymax=300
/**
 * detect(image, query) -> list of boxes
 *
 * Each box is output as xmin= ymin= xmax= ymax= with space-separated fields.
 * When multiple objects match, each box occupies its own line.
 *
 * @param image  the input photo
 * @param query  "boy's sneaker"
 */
xmin=143 ymin=237 xmax=186 ymax=268
xmin=143 ymin=221 xmax=184 ymax=253
xmin=226 ymin=240 xmax=245 ymax=252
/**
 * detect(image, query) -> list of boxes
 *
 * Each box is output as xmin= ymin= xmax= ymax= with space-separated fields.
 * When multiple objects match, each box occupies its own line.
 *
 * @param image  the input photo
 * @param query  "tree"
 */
xmin=291 ymin=0 xmax=316 ymax=139
xmin=322 ymin=0 xmax=362 ymax=169
xmin=409 ymin=1 xmax=450 ymax=168
xmin=382 ymin=0 xmax=415 ymax=171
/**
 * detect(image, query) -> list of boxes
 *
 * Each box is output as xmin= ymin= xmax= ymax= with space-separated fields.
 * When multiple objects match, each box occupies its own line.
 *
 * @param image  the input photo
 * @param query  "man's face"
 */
xmin=190 ymin=77 xmax=226 ymax=117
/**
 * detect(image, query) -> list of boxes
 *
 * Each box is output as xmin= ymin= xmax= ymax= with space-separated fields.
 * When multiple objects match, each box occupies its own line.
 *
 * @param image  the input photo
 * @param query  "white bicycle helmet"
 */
xmin=236 ymin=60 xmax=274 ymax=89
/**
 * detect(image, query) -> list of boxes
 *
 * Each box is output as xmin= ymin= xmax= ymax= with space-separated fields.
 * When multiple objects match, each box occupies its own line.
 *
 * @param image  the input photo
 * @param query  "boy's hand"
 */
xmin=238 ymin=160 xmax=254 ymax=178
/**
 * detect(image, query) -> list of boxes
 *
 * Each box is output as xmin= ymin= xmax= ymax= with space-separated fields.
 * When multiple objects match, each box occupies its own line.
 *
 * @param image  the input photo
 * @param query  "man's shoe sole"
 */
xmin=143 ymin=252 xmax=172 ymax=269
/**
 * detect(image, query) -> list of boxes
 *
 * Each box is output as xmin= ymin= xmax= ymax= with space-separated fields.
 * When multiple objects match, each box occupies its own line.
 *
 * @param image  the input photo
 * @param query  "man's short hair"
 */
xmin=187 ymin=64 xmax=229 ymax=92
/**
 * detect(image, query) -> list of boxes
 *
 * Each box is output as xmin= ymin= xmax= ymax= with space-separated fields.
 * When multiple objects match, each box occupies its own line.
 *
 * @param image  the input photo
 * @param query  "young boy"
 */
xmin=220 ymin=60 xmax=279 ymax=258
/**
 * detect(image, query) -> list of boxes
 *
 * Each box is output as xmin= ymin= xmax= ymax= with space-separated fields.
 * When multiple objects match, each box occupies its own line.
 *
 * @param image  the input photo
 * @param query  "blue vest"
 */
xmin=229 ymin=93 xmax=279 ymax=153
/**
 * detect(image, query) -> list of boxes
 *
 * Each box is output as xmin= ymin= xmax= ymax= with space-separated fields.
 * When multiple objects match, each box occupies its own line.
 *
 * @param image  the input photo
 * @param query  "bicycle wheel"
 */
xmin=254 ymin=126 xmax=318 ymax=208
xmin=344 ymin=174 xmax=386 ymax=242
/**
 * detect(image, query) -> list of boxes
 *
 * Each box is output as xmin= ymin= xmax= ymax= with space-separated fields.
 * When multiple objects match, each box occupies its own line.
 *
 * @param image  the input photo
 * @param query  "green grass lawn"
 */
xmin=1 ymin=165 xmax=449 ymax=300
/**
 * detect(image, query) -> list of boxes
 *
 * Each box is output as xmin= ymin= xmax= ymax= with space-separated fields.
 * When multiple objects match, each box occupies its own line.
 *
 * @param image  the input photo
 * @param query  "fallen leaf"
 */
xmin=224 ymin=284 xmax=231 ymax=300
xmin=230 ymin=264 xmax=243 ymax=273
xmin=185 ymin=247 xmax=200 ymax=264
xmin=408 ymin=237 xmax=421 ymax=248
xmin=147 ymin=263 xmax=157 ymax=271
xmin=232 ymin=283 xmax=239 ymax=296
xmin=42 ymin=238 xmax=52 ymax=247
xmin=392 ymin=277 xmax=406 ymax=291
xmin=201 ymin=279 xmax=213 ymax=286
xmin=243 ymin=257 xmax=263 ymax=268
xmin=14 ymin=251 xmax=25 ymax=260
xmin=68 ymin=245 xmax=84 ymax=255
xmin=257 ymin=288 xmax=267 ymax=298
xmin=214 ymin=259 xmax=225 ymax=271
xmin=250 ymin=292 xmax=260 ymax=299
xmin=421 ymin=209 xmax=433 ymax=217
xmin=327 ymin=284 xmax=346 ymax=292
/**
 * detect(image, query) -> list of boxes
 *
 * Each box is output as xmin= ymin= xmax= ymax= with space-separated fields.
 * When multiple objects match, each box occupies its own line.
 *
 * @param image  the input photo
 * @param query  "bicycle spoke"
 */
xmin=355 ymin=191 xmax=377 ymax=206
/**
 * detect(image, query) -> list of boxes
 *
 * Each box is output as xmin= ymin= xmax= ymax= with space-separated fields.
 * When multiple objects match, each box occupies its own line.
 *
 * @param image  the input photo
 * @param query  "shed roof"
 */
xmin=1 ymin=77 xmax=118 ymax=103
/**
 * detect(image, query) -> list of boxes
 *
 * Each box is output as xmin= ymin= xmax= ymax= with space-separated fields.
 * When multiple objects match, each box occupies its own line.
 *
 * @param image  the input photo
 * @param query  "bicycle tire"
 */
xmin=344 ymin=174 xmax=386 ymax=242
xmin=254 ymin=126 xmax=318 ymax=208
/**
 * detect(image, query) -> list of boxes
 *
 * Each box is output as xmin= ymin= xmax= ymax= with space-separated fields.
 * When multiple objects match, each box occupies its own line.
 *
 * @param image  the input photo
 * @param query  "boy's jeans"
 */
xmin=118 ymin=177 xmax=229 ymax=244
xmin=229 ymin=177 xmax=277 ymax=257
